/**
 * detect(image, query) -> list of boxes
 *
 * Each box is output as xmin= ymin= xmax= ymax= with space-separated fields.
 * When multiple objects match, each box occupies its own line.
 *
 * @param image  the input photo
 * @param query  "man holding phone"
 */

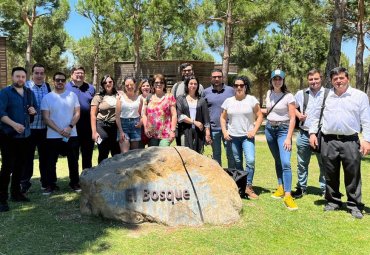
xmin=0 ymin=67 xmax=36 ymax=212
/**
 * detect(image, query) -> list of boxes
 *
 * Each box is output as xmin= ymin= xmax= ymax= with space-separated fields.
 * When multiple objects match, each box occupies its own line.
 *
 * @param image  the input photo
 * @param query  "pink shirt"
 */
xmin=145 ymin=94 xmax=176 ymax=139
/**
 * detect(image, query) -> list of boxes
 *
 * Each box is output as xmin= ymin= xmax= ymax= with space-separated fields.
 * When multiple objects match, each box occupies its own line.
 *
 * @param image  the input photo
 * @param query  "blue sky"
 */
xmin=65 ymin=0 xmax=369 ymax=66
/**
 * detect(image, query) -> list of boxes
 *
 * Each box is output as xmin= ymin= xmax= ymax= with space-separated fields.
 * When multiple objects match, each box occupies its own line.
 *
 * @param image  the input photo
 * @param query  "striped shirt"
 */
xmin=26 ymin=80 xmax=50 ymax=129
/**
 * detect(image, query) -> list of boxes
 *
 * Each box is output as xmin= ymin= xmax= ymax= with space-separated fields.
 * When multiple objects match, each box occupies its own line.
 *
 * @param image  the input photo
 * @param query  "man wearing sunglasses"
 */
xmin=41 ymin=72 xmax=81 ymax=195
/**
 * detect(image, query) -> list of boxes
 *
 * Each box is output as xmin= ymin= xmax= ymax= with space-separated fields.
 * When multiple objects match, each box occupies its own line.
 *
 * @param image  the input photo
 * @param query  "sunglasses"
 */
xmin=54 ymin=78 xmax=66 ymax=83
xmin=233 ymin=84 xmax=245 ymax=88
xmin=103 ymin=80 xmax=114 ymax=85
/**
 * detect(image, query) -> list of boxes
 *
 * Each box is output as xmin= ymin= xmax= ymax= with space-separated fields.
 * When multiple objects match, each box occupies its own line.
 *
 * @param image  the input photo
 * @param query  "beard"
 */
xmin=13 ymin=82 xmax=25 ymax=88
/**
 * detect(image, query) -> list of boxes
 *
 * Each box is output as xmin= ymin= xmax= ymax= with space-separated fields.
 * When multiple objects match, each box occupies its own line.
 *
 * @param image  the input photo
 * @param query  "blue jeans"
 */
xmin=211 ymin=130 xmax=235 ymax=168
xmin=296 ymin=129 xmax=325 ymax=192
xmin=230 ymin=136 xmax=255 ymax=185
xmin=265 ymin=123 xmax=292 ymax=192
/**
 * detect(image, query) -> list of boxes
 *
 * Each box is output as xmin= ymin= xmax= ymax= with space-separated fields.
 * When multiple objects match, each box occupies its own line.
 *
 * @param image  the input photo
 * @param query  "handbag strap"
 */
xmin=267 ymin=92 xmax=287 ymax=116
xmin=317 ymin=88 xmax=330 ymax=129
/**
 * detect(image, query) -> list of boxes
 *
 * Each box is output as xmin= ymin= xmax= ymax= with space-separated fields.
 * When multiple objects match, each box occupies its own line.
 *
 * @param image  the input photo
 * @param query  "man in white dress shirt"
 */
xmin=309 ymin=67 xmax=370 ymax=219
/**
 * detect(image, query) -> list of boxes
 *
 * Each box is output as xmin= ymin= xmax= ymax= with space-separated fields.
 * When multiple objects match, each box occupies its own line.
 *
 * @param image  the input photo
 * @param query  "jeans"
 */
xmin=230 ymin=136 xmax=255 ymax=185
xmin=211 ymin=130 xmax=235 ymax=168
xmin=265 ymin=123 xmax=292 ymax=192
xmin=296 ymin=129 xmax=325 ymax=191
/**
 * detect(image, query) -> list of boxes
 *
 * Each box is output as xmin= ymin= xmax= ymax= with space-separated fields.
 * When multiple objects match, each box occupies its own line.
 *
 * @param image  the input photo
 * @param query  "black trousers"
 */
xmin=0 ymin=135 xmax=30 ymax=202
xmin=45 ymin=137 xmax=80 ymax=187
xmin=321 ymin=135 xmax=363 ymax=210
xmin=21 ymin=128 xmax=48 ymax=188
xmin=96 ymin=121 xmax=120 ymax=164
xmin=78 ymin=133 xmax=94 ymax=170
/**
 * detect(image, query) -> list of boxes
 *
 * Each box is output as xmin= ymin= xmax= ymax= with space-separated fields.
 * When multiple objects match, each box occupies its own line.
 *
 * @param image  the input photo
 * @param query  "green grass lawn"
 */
xmin=1 ymin=135 xmax=370 ymax=255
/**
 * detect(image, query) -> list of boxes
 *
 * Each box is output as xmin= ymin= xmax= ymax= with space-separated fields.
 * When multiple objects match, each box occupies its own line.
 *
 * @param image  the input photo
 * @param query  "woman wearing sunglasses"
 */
xmin=220 ymin=76 xmax=263 ymax=199
xmin=142 ymin=74 xmax=177 ymax=146
xmin=90 ymin=75 xmax=120 ymax=163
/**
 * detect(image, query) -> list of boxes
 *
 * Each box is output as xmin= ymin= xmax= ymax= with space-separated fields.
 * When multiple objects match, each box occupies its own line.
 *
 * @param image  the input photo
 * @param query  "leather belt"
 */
xmin=322 ymin=133 xmax=359 ymax=141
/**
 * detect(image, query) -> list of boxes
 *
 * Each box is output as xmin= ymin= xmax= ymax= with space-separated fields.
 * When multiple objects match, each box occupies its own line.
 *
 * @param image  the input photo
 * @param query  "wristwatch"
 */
xmin=69 ymin=124 xmax=74 ymax=129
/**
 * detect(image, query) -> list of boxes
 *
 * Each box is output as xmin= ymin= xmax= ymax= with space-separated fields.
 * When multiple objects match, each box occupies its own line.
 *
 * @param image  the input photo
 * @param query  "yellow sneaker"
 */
xmin=283 ymin=195 xmax=298 ymax=211
xmin=271 ymin=185 xmax=284 ymax=199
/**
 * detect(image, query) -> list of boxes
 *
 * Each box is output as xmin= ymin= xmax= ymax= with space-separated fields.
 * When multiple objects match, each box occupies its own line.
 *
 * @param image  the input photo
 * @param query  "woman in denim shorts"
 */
xmin=116 ymin=77 xmax=143 ymax=152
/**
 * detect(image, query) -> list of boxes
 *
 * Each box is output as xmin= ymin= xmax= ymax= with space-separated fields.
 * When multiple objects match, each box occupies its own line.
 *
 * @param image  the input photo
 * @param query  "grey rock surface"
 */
xmin=80 ymin=146 xmax=242 ymax=226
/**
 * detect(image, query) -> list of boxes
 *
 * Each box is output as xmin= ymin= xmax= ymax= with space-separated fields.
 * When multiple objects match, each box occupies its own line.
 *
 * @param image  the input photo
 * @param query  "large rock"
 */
xmin=80 ymin=146 xmax=242 ymax=226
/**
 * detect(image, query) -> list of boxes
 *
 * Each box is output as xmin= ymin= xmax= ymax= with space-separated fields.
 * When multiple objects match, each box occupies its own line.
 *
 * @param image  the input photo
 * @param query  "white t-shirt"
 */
xmin=40 ymin=90 xmax=80 ymax=138
xmin=120 ymin=94 xmax=141 ymax=118
xmin=221 ymin=95 xmax=259 ymax=137
xmin=265 ymin=90 xmax=295 ymax=121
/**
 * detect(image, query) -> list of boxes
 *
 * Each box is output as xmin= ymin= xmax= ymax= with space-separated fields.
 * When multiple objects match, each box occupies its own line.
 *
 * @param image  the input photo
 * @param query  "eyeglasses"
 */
xmin=154 ymin=81 xmax=164 ymax=86
xmin=104 ymin=80 xmax=114 ymax=85
xmin=212 ymin=76 xmax=222 ymax=79
xmin=54 ymin=78 xmax=66 ymax=83
xmin=233 ymin=84 xmax=245 ymax=88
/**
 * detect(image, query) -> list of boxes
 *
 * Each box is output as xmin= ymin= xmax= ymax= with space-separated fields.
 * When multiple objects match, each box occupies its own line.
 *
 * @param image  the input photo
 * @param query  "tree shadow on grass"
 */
xmin=0 ymin=176 xmax=145 ymax=255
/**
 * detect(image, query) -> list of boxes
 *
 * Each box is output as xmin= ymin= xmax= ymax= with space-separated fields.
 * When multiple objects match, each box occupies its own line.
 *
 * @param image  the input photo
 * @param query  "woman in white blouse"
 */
xmin=116 ymin=77 xmax=143 ymax=153
xmin=263 ymin=70 xmax=297 ymax=210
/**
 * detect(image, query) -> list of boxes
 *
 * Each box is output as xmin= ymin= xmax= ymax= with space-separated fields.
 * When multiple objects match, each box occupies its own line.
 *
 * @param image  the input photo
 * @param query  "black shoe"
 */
xmin=42 ymin=186 xmax=54 ymax=196
xmin=350 ymin=209 xmax=363 ymax=219
xmin=291 ymin=187 xmax=306 ymax=199
xmin=0 ymin=202 xmax=9 ymax=212
xmin=324 ymin=203 xmax=340 ymax=211
xmin=10 ymin=193 xmax=30 ymax=202
xmin=70 ymin=183 xmax=82 ymax=193
xmin=20 ymin=182 xmax=32 ymax=194
xmin=51 ymin=184 xmax=60 ymax=191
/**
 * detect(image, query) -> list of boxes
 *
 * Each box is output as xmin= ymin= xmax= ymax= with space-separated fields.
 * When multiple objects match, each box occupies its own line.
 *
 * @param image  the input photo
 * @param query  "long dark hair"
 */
xmin=184 ymin=76 xmax=200 ymax=98
xmin=100 ymin=74 xmax=118 ymax=95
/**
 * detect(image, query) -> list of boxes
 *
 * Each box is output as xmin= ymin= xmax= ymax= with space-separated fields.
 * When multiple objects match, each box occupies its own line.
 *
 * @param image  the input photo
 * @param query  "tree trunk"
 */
xmin=134 ymin=25 xmax=141 ymax=78
xmin=324 ymin=0 xmax=347 ymax=88
xmin=299 ymin=77 xmax=304 ymax=90
xmin=25 ymin=25 xmax=33 ymax=79
xmin=93 ymin=38 xmax=99 ymax=90
xmin=355 ymin=0 xmax=365 ymax=91
xmin=365 ymin=63 xmax=370 ymax=99
xmin=222 ymin=0 xmax=233 ymax=85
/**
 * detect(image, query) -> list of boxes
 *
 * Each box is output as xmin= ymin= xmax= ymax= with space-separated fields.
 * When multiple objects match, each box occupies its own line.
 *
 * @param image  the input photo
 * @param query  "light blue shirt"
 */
xmin=309 ymin=86 xmax=370 ymax=142
xmin=295 ymin=86 xmax=326 ymax=132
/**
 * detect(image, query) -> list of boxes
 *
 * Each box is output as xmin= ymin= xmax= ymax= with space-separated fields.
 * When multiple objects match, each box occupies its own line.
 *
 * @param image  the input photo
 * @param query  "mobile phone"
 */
xmin=97 ymin=136 xmax=103 ymax=144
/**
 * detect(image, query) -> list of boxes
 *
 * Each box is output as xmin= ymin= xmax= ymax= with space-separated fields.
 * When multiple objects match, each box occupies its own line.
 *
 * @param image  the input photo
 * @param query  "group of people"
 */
xmin=0 ymin=63 xmax=369 ymax=220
